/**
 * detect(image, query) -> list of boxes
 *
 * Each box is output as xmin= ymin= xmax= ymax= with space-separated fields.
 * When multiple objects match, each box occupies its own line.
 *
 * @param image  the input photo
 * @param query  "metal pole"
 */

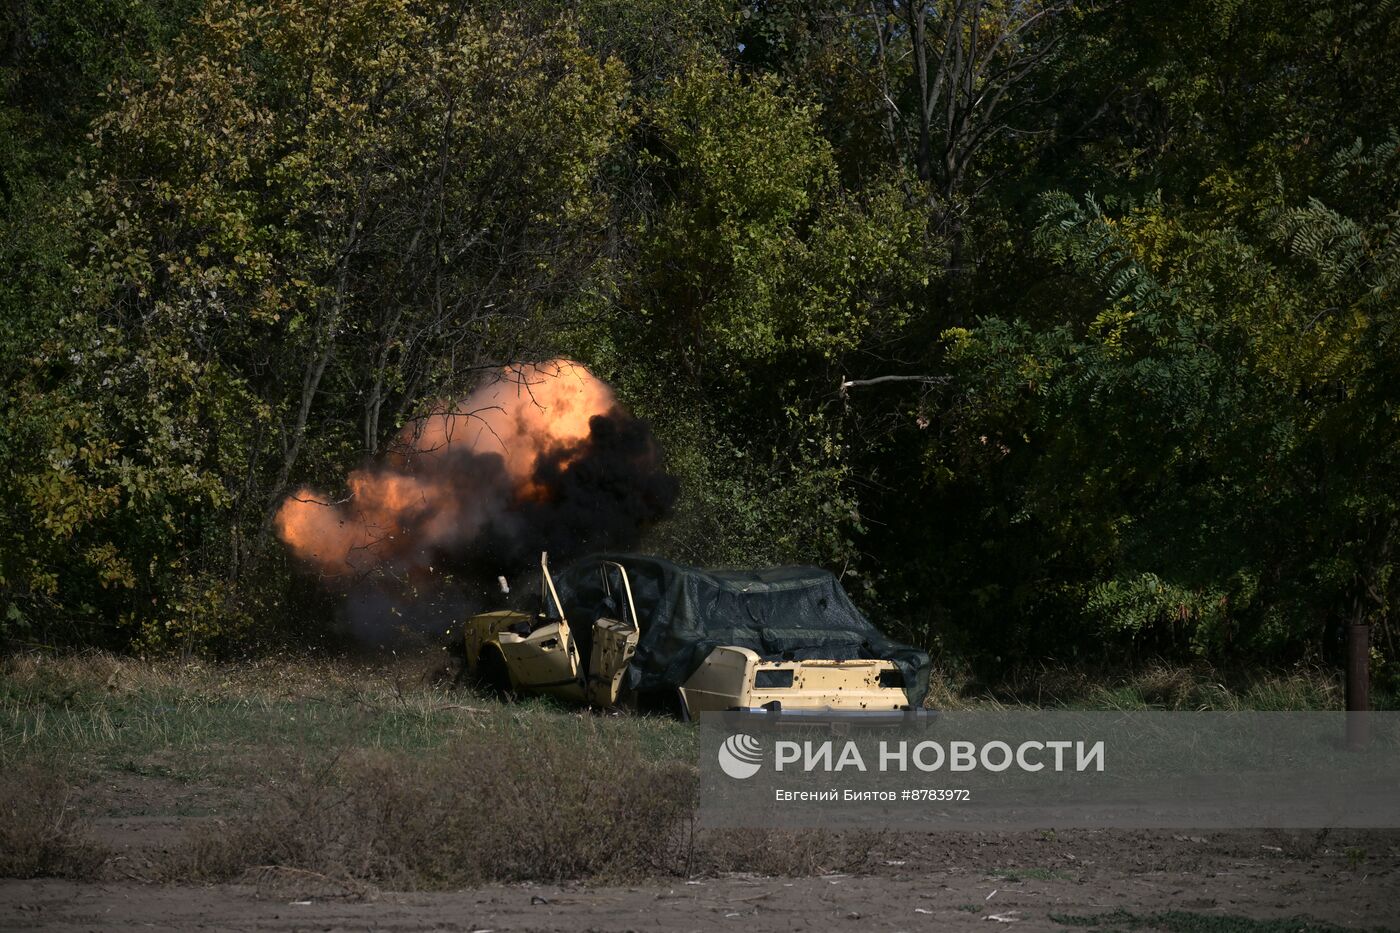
xmin=1345 ymin=622 xmax=1370 ymax=750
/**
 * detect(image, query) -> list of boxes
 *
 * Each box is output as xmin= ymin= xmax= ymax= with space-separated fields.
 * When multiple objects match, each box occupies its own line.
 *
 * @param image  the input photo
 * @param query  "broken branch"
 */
xmin=839 ymin=374 xmax=953 ymax=396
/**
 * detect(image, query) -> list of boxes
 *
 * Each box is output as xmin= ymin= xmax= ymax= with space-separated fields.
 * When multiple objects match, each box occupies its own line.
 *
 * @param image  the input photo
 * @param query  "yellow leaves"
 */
xmin=942 ymin=326 xmax=976 ymax=355
xmin=1251 ymin=303 xmax=1369 ymax=395
xmin=1113 ymin=201 xmax=1178 ymax=272
xmin=84 ymin=543 xmax=136 ymax=590
xmin=18 ymin=461 xmax=120 ymax=539
xmin=1089 ymin=303 xmax=1137 ymax=357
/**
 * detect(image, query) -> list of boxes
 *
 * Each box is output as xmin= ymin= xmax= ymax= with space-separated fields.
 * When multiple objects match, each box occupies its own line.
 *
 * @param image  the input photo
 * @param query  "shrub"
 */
xmin=168 ymin=724 xmax=695 ymax=887
xmin=0 ymin=765 xmax=108 ymax=878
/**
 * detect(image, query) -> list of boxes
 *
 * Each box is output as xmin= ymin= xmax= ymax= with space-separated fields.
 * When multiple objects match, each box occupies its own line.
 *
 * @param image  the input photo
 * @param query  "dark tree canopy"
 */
xmin=1 ymin=0 xmax=1398 ymax=683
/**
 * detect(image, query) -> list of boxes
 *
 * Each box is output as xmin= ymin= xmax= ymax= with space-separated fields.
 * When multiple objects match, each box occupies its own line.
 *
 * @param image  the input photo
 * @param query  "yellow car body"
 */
xmin=462 ymin=554 xmax=913 ymax=717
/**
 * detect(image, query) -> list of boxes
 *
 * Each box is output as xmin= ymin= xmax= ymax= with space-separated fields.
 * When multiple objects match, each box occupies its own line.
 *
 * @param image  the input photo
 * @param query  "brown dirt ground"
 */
xmin=3 ymin=825 xmax=1398 ymax=931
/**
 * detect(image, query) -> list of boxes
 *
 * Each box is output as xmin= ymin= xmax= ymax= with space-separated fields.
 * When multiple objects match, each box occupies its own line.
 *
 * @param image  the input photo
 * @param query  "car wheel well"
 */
xmin=636 ymin=686 xmax=690 ymax=721
xmin=473 ymin=643 xmax=514 ymax=699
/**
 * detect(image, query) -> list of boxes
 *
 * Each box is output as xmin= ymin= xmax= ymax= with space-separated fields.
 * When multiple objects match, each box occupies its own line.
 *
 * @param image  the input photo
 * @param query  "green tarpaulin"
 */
xmin=553 ymin=554 xmax=930 ymax=708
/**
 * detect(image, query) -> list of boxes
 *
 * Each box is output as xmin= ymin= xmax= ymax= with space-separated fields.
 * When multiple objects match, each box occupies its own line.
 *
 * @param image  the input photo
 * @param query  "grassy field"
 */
xmin=1 ymin=650 xmax=694 ymax=785
xmin=925 ymin=660 xmax=1399 ymax=712
xmin=4 ymin=652 xmax=1374 ymax=794
xmin=1 ymin=650 xmax=1393 ymax=895
xmin=1 ymin=651 xmax=705 ymax=885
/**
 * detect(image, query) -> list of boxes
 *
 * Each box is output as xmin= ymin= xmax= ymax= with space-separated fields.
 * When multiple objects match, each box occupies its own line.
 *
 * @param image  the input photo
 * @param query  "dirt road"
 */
xmin=5 ymin=658 xmax=1397 ymax=931
xmin=4 ymin=829 xmax=1397 ymax=932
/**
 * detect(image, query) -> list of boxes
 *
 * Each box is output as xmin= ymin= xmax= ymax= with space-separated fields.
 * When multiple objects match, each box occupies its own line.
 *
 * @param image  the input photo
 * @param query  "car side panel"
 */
xmin=587 ymin=616 xmax=639 ymax=706
xmin=680 ymin=649 xmax=912 ymax=713
xmin=495 ymin=621 xmax=584 ymax=699
xmin=465 ymin=611 xmax=585 ymax=701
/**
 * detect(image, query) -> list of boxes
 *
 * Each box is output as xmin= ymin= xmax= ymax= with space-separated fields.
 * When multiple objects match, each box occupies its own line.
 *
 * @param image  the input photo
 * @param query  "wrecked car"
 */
xmin=461 ymin=553 xmax=930 ymax=716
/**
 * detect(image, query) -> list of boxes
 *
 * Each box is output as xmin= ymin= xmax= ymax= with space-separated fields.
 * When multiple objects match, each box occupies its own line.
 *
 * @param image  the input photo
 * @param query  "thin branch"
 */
xmin=839 ymin=374 xmax=954 ymax=396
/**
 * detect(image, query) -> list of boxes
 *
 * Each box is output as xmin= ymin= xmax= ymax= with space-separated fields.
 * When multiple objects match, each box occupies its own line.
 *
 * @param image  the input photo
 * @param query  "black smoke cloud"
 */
xmin=334 ymin=408 xmax=678 ymax=645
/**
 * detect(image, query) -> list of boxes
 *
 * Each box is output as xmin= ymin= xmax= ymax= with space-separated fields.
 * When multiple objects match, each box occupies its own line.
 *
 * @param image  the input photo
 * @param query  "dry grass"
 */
xmin=0 ymin=764 xmax=108 ymax=878
xmin=164 ymin=726 xmax=696 ymax=887
xmin=1 ymin=650 xmax=692 ymax=778
xmin=1 ymin=651 xmax=892 ymax=886
xmin=1 ymin=650 xmax=710 ymax=886
xmin=0 ymin=650 xmax=1384 ymax=889
xmin=924 ymin=661 xmax=1369 ymax=711
xmin=159 ymin=740 xmax=903 ymax=887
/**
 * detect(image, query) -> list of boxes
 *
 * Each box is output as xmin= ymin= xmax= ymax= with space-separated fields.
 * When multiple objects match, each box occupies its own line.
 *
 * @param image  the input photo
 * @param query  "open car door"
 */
xmin=587 ymin=560 xmax=641 ymax=706
xmin=494 ymin=552 xmax=583 ymax=699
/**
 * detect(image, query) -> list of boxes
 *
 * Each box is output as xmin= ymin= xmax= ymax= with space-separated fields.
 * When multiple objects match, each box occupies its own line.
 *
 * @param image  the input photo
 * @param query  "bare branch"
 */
xmin=839 ymin=374 xmax=954 ymax=396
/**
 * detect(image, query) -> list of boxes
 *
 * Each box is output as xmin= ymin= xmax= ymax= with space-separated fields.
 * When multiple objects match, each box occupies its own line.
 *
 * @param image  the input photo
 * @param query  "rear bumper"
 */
xmin=681 ymin=649 xmax=916 ymax=715
xmin=741 ymin=689 xmax=911 ymax=712
xmin=728 ymin=704 xmax=914 ymax=719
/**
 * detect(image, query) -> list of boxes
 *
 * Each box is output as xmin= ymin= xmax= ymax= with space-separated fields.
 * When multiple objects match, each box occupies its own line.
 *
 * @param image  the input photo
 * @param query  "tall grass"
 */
xmin=165 ymin=726 xmax=697 ymax=887
xmin=0 ymin=651 xmax=1389 ymax=888
xmin=923 ymin=661 xmax=1390 ymax=711
xmin=1 ymin=653 xmax=881 ymax=886
xmin=0 ymin=764 xmax=107 ymax=878
xmin=0 ymin=652 xmax=695 ymax=783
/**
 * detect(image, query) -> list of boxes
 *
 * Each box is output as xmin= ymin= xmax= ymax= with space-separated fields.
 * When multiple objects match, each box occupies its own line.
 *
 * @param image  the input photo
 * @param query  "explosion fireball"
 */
xmin=275 ymin=360 xmax=676 ymax=580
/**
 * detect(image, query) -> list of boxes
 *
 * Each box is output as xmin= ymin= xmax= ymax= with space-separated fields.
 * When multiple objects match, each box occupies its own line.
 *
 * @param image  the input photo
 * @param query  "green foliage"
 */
xmin=637 ymin=395 xmax=863 ymax=570
xmin=924 ymin=124 xmax=1400 ymax=663
xmin=3 ymin=0 xmax=631 ymax=650
xmin=635 ymin=63 xmax=930 ymax=365
xmin=1084 ymin=574 xmax=1230 ymax=656
xmin=4 ymin=0 xmax=1400 ymax=675
xmin=0 ymin=0 xmax=198 ymax=194
xmin=593 ymin=58 xmax=938 ymax=579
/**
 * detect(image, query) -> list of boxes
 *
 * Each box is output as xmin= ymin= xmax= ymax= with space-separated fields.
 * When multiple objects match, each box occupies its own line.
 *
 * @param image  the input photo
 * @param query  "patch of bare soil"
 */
xmin=3 ymin=829 xmax=1397 ymax=932
xmin=76 ymin=772 xmax=250 ymax=881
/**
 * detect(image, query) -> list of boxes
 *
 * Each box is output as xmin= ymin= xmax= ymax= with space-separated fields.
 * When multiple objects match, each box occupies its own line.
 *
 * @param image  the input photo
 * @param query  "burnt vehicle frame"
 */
xmin=461 ymin=553 xmax=930 ymax=717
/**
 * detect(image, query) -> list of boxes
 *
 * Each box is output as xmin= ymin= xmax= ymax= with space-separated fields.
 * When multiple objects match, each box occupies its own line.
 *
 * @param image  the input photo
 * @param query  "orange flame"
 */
xmin=274 ymin=359 xmax=617 ymax=577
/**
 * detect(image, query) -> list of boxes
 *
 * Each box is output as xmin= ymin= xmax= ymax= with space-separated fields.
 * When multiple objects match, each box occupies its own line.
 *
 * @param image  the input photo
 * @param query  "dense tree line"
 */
xmin=2 ymin=0 xmax=1397 ymax=677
